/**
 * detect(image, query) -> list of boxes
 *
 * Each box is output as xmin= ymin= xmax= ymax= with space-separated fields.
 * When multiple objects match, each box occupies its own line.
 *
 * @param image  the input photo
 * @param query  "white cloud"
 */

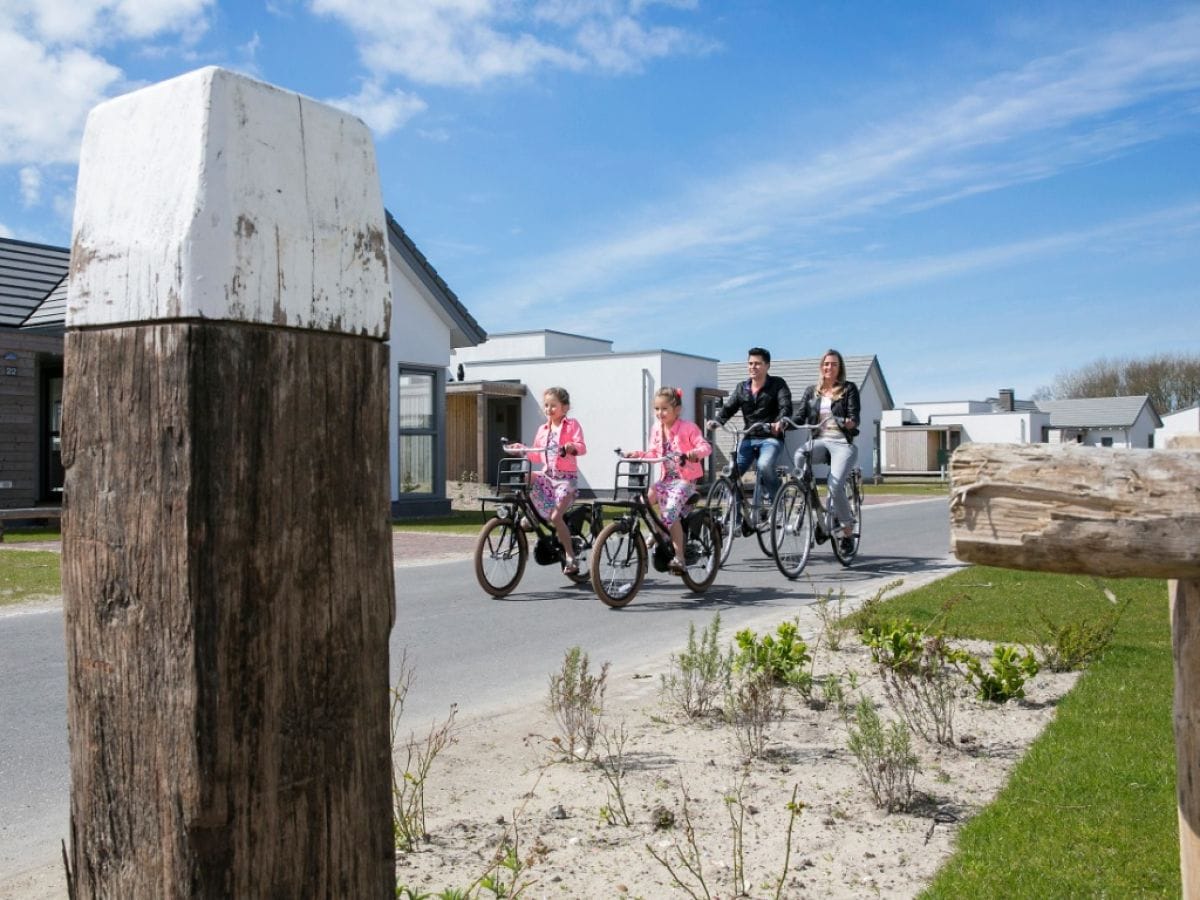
xmin=18 ymin=166 xmax=40 ymax=206
xmin=310 ymin=0 xmax=710 ymax=87
xmin=0 ymin=29 xmax=123 ymax=165
xmin=325 ymin=81 xmax=428 ymax=137
xmin=0 ymin=221 xmax=12 ymax=238
xmin=1 ymin=0 xmax=212 ymax=45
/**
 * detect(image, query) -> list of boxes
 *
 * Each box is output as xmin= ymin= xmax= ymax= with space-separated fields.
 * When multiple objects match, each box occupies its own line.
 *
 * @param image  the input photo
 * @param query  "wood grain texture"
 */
xmin=1173 ymin=579 xmax=1200 ymax=893
xmin=949 ymin=442 xmax=1200 ymax=578
xmin=62 ymin=321 xmax=395 ymax=897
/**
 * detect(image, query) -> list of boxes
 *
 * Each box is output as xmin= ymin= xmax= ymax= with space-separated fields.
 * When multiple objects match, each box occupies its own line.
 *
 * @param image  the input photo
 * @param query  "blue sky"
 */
xmin=2 ymin=1 xmax=1197 ymax=404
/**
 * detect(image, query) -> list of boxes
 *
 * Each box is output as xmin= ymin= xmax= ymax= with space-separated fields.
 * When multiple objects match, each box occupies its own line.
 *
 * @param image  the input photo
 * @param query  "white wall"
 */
xmin=388 ymin=250 xmax=453 ymax=504
xmin=452 ymin=330 xmax=613 ymax=366
xmin=453 ymin=351 xmax=717 ymax=493
xmin=932 ymin=411 xmax=1048 ymax=444
xmin=1157 ymin=406 xmax=1200 ymax=447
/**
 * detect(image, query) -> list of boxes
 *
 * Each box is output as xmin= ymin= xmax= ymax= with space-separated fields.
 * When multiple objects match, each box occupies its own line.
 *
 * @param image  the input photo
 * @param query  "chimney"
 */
xmin=998 ymin=388 xmax=1015 ymax=412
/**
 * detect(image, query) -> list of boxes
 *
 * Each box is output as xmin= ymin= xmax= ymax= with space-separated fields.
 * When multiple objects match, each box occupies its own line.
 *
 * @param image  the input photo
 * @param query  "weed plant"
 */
xmin=846 ymin=697 xmax=919 ymax=812
xmin=1033 ymin=586 xmax=1129 ymax=672
xmin=660 ymin=613 xmax=731 ymax=719
xmin=595 ymin=720 xmax=634 ymax=827
xmin=846 ymin=578 xmax=904 ymax=636
xmin=547 ymin=646 xmax=610 ymax=760
xmin=724 ymin=668 xmax=785 ymax=758
xmin=813 ymin=587 xmax=851 ymax=651
xmin=963 ymin=645 xmax=1039 ymax=702
xmin=733 ymin=618 xmax=813 ymax=696
xmin=390 ymin=656 xmax=458 ymax=852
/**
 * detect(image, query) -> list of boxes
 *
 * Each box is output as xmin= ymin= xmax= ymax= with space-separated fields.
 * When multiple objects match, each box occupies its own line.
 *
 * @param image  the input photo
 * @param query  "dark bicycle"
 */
xmin=473 ymin=441 xmax=603 ymax=598
xmin=769 ymin=420 xmax=863 ymax=579
xmin=588 ymin=451 xmax=722 ymax=608
xmin=705 ymin=421 xmax=782 ymax=568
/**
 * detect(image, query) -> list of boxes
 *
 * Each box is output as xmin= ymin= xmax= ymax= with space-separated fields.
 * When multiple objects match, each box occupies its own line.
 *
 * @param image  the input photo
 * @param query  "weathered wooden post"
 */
xmin=949 ymin=438 xmax=1200 ymax=893
xmin=62 ymin=67 xmax=395 ymax=896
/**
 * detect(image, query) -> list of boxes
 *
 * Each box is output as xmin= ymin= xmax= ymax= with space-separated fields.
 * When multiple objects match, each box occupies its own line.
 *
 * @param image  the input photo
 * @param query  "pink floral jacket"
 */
xmin=627 ymin=419 xmax=712 ymax=483
xmin=529 ymin=417 xmax=587 ymax=475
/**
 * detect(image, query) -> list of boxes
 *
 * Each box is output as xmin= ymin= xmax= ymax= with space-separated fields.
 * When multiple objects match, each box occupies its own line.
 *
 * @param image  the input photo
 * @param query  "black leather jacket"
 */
xmin=795 ymin=382 xmax=861 ymax=442
xmin=716 ymin=375 xmax=793 ymax=432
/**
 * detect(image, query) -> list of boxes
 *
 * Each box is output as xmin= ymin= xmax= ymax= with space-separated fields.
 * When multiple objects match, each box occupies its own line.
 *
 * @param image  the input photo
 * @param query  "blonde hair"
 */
xmin=654 ymin=386 xmax=683 ymax=408
xmin=543 ymin=386 xmax=571 ymax=406
xmin=819 ymin=349 xmax=846 ymax=399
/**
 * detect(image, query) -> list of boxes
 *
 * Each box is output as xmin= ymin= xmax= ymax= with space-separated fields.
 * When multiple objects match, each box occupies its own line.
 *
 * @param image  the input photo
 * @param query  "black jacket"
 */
xmin=796 ymin=382 xmax=861 ymax=442
xmin=716 ymin=375 xmax=793 ymax=431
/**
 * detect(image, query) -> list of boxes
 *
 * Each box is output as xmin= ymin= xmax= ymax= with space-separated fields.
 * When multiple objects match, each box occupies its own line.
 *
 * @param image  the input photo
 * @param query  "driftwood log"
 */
xmin=950 ymin=438 xmax=1200 ymax=894
xmin=62 ymin=67 xmax=395 ymax=897
xmin=950 ymin=442 xmax=1200 ymax=579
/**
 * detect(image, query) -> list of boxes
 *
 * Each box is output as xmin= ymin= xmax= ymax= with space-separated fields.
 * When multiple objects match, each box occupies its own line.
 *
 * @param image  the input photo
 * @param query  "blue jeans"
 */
xmin=736 ymin=436 xmax=784 ymax=505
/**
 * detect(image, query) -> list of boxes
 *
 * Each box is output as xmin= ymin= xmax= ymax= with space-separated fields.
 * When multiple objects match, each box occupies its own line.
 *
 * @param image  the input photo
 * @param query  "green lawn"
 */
xmin=871 ymin=567 xmax=1178 ymax=898
xmin=0 ymin=549 xmax=62 ymax=606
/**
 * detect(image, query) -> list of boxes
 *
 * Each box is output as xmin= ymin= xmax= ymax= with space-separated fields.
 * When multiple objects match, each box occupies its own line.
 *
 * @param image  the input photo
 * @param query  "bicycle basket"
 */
xmin=495 ymin=457 xmax=532 ymax=491
xmin=613 ymin=460 xmax=651 ymax=499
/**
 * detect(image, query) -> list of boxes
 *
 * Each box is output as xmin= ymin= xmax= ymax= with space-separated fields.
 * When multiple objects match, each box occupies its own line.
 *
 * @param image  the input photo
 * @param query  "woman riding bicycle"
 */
xmin=622 ymin=387 xmax=712 ymax=575
xmin=793 ymin=349 xmax=860 ymax=552
xmin=704 ymin=347 xmax=792 ymax=513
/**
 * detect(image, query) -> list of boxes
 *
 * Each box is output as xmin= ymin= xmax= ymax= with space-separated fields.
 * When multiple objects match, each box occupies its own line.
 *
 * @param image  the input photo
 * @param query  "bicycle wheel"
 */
xmin=831 ymin=472 xmax=863 ymax=566
xmin=705 ymin=477 xmax=737 ymax=567
xmin=679 ymin=510 xmax=721 ymax=594
xmin=770 ymin=481 xmax=813 ymax=580
xmin=754 ymin=496 xmax=775 ymax=557
xmin=589 ymin=521 xmax=647 ymax=608
xmin=474 ymin=517 xmax=528 ymax=598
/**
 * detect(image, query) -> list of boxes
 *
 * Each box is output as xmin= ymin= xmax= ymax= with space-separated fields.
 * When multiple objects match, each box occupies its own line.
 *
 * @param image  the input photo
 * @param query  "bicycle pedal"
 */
xmin=815 ymin=528 xmax=829 ymax=545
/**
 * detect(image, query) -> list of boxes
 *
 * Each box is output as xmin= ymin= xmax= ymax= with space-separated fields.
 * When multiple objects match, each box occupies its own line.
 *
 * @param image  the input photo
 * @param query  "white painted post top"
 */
xmin=68 ymin=66 xmax=391 ymax=338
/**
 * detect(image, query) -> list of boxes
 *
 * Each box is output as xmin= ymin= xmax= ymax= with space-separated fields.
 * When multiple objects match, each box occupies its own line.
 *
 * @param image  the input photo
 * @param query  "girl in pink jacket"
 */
xmin=528 ymin=387 xmax=588 ymax=574
xmin=624 ymin=387 xmax=712 ymax=575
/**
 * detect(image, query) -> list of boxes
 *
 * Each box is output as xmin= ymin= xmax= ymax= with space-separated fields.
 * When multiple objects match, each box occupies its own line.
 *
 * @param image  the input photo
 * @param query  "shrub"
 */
xmin=1034 ymin=591 xmax=1130 ymax=672
xmin=846 ymin=697 xmax=919 ymax=812
xmin=724 ymin=668 xmax=784 ymax=759
xmin=547 ymin=646 xmax=610 ymax=760
xmin=964 ymin=644 xmax=1040 ymax=702
xmin=660 ymin=613 xmax=731 ymax=718
xmin=733 ymin=619 xmax=812 ymax=696
xmin=864 ymin=619 xmax=968 ymax=746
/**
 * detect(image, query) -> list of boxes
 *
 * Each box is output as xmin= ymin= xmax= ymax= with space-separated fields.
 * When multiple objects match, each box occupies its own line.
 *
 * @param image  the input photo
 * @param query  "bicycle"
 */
xmin=768 ymin=420 xmax=863 ymax=579
xmin=588 ymin=451 xmax=722 ymax=608
xmin=704 ymin=421 xmax=783 ymax=568
xmin=473 ymin=440 xmax=604 ymax=598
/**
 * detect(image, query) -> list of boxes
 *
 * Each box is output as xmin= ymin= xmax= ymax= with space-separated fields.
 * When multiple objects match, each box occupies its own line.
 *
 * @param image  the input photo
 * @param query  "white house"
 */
xmin=1155 ymin=405 xmax=1200 ymax=449
xmin=7 ymin=215 xmax=486 ymax=518
xmin=717 ymin=355 xmax=894 ymax=481
xmin=450 ymin=330 xmax=720 ymax=495
xmin=881 ymin=391 xmax=1162 ymax=475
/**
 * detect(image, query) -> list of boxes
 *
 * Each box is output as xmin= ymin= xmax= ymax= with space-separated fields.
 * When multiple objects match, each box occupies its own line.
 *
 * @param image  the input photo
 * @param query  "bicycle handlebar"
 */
xmin=613 ymin=448 xmax=687 ymax=464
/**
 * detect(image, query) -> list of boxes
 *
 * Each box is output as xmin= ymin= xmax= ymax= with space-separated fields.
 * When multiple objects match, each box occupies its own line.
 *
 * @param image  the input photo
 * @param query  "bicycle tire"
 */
xmin=831 ymin=471 xmax=863 ymax=566
xmin=679 ymin=510 xmax=721 ymax=594
xmin=754 ymin=505 xmax=775 ymax=557
xmin=589 ymin=521 xmax=647 ymax=608
xmin=705 ymin=477 xmax=738 ymax=567
xmin=770 ymin=480 xmax=813 ymax=579
xmin=474 ymin=517 xmax=528 ymax=598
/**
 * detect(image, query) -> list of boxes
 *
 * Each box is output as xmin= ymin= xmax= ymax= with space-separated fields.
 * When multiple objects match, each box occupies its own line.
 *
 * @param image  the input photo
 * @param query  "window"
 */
xmin=1100 ymin=436 xmax=1114 ymax=448
xmin=398 ymin=369 xmax=437 ymax=495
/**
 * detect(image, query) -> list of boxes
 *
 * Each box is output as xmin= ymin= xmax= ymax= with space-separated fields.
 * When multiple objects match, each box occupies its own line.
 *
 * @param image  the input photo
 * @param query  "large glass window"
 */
xmin=398 ymin=369 xmax=437 ymax=495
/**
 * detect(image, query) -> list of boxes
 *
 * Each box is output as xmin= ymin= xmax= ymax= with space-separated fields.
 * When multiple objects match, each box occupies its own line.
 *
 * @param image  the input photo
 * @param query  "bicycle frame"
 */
xmin=706 ymin=421 xmax=781 ymax=566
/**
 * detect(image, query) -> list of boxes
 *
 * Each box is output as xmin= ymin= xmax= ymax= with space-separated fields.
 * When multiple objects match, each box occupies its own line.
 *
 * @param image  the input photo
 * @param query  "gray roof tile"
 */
xmin=0 ymin=238 xmax=69 ymax=328
xmin=1036 ymin=395 xmax=1160 ymax=428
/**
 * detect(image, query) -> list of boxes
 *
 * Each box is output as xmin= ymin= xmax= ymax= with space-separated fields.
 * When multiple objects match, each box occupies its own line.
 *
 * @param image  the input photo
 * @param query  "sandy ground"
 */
xmin=392 ymin=619 xmax=1075 ymax=899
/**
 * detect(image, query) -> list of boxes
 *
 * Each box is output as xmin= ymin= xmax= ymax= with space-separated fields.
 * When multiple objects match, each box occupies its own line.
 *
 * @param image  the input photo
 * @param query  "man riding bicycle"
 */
xmin=705 ymin=347 xmax=793 ymax=519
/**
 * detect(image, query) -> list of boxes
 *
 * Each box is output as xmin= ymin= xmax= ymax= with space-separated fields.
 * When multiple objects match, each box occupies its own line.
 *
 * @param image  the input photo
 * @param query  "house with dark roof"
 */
xmin=0 ymin=219 xmax=485 ymax=515
xmin=0 ymin=238 xmax=70 ymax=508
xmin=717 ymin=355 xmax=895 ymax=480
xmin=881 ymin=390 xmax=1162 ymax=476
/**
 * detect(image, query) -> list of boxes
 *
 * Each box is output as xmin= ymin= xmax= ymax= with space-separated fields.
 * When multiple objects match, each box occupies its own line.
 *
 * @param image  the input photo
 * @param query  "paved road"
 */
xmin=0 ymin=497 xmax=953 ymax=890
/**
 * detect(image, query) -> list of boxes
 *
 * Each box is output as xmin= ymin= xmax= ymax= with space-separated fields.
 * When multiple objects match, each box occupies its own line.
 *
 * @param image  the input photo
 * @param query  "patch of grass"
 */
xmin=392 ymin=510 xmax=490 ymax=534
xmin=876 ymin=567 xmax=1178 ymax=898
xmin=861 ymin=482 xmax=949 ymax=496
xmin=0 ymin=550 xmax=62 ymax=606
xmin=2 ymin=526 xmax=61 ymax=543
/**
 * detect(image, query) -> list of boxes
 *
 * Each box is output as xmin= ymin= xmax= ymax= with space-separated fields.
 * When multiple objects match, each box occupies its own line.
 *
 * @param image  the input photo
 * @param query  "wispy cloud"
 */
xmin=18 ymin=166 xmax=41 ymax=207
xmin=470 ymin=8 xmax=1200 ymax=317
xmin=310 ymin=0 xmax=714 ymax=88
xmin=325 ymin=80 xmax=428 ymax=137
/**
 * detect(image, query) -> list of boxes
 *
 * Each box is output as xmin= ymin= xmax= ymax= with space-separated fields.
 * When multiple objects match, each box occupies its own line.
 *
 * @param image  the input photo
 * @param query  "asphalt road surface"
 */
xmin=0 ymin=496 xmax=953 ymax=889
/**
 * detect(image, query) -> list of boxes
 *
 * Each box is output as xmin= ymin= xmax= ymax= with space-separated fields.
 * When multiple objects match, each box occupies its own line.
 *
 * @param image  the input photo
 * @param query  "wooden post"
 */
xmin=62 ymin=67 xmax=395 ymax=896
xmin=949 ymin=438 xmax=1200 ymax=895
